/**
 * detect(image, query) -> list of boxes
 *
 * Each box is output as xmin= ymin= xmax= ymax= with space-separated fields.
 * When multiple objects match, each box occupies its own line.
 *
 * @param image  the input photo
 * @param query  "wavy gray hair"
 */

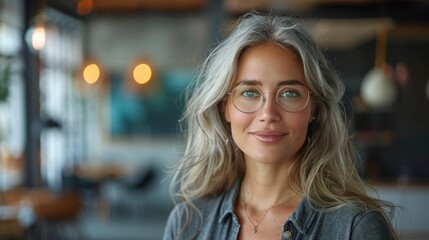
xmin=172 ymin=11 xmax=396 ymax=239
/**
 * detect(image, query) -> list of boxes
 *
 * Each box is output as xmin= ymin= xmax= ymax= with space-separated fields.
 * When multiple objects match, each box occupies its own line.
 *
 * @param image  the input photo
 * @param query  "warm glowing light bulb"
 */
xmin=77 ymin=0 xmax=94 ymax=15
xmin=133 ymin=63 xmax=152 ymax=84
xmin=31 ymin=25 xmax=46 ymax=51
xmin=83 ymin=63 xmax=100 ymax=84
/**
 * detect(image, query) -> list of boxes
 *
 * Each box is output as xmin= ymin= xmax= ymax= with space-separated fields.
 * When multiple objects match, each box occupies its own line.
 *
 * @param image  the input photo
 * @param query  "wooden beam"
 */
xmin=92 ymin=0 xmax=207 ymax=13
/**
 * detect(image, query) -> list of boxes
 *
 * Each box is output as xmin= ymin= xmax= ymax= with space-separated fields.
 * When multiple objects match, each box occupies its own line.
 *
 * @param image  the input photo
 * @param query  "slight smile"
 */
xmin=250 ymin=131 xmax=287 ymax=143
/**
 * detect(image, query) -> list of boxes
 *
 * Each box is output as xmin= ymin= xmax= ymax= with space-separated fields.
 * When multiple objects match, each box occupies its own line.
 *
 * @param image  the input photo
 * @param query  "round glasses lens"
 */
xmin=277 ymin=85 xmax=310 ymax=112
xmin=231 ymin=86 xmax=264 ymax=113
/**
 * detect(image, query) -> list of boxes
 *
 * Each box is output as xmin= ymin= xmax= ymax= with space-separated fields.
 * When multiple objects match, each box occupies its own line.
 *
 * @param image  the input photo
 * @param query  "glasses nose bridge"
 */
xmin=260 ymin=91 xmax=280 ymax=110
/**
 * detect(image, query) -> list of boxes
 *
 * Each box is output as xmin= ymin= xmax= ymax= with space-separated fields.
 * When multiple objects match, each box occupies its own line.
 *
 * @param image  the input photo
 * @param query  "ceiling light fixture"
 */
xmin=360 ymin=22 xmax=397 ymax=109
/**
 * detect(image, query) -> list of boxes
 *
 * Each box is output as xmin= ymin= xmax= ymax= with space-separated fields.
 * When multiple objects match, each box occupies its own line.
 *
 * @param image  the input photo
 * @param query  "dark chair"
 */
xmin=62 ymin=171 xmax=101 ymax=190
xmin=110 ymin=166 xmax=158 ymax=218
xmin=61 ymin=171 xmax=101 ymax=214
xmin=124 ymin=167 xmax=156 ymax=190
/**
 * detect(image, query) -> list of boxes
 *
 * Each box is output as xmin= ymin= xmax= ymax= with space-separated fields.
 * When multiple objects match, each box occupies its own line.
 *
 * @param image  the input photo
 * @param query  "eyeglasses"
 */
xmin=228 ymin=84 xmax=312 ymax=113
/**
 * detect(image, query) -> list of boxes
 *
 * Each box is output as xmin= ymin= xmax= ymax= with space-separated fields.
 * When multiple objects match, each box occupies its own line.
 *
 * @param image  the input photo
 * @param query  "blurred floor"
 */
xmin=56 ymin=166 xmax=175 ymax=240
xmin=77 ymin=205 xmax=171 ymax=240
xmin=62 ymin=184 xmax=173 ymax=240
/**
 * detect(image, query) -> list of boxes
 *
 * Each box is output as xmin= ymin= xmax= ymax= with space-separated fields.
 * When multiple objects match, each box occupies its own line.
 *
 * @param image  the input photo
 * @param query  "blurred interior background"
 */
xmin=0 ymin=0 xmax=428 ymax=239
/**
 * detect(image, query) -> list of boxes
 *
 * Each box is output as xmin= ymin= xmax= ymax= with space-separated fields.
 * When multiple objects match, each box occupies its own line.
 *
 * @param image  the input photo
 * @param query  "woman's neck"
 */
xmin=240 ymin=162 xmax=299 ymax=210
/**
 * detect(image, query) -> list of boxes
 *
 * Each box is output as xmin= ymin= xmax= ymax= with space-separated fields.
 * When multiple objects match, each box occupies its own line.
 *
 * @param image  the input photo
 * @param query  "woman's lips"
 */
xmin=250 ymin=131 xmax=286 ymax=143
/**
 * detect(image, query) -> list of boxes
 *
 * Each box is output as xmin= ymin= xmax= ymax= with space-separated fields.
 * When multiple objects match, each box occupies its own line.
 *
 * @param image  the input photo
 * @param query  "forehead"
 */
xmin=234 ymin=41 xmax=306 ymax=87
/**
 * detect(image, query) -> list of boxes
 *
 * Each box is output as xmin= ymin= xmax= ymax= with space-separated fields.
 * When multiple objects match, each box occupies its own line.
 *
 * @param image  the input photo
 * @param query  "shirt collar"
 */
xmin=217 ymin=178 xmax=319 ymax=235
xmin=219 ymin=178 xmax=242 ymax=224
xmin=287 ymin=197 xmax=318 ymax=235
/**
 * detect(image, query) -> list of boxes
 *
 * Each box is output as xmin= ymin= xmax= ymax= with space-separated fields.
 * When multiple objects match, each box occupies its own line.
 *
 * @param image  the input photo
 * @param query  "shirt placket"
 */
xmin=282 ymin=221 xmax=296 ymax=240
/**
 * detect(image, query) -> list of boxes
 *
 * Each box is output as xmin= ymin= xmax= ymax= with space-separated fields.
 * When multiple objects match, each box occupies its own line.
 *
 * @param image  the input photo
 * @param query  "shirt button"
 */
xmin=283 ymin=230 xmax=292 ymax=239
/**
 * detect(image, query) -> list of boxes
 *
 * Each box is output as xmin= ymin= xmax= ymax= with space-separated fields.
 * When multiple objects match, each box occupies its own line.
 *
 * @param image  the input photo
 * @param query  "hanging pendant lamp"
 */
xmin=360 ymin=24 xmax=397 ymax=109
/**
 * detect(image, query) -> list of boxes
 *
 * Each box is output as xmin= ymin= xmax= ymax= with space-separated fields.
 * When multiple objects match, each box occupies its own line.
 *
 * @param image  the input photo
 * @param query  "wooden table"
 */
xmin=74 ymin=164 xmax=125 ymax=181
xmin=74 ymin=163 xmax=126 ymax=220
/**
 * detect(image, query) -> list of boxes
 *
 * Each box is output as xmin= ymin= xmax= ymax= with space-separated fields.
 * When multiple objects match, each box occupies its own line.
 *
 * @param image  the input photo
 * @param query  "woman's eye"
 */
xmin=281 ymin=90 xmax=299 ymax=98
xmin=241 ymin=90 xmax=259 ymax=98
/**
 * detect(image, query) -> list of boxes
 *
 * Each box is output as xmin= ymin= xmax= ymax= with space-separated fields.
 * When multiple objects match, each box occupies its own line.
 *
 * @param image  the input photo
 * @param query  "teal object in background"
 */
xmin=109 ymin=70 xmax=192 ymax=137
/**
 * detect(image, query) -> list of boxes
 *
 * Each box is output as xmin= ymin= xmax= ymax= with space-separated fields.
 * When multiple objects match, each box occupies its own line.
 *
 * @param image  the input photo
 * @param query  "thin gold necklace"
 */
xmin=243 ymin=192 xmax=297 ymax=234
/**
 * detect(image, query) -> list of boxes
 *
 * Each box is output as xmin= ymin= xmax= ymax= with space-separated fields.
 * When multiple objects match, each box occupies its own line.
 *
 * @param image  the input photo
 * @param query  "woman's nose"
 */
xmin=258 ymin=94 xmax=281 ymax=122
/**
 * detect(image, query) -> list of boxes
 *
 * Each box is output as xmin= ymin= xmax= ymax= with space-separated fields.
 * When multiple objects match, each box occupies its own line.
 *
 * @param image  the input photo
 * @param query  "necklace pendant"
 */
xmin=253 ymin=227 xmax=257 ymax=233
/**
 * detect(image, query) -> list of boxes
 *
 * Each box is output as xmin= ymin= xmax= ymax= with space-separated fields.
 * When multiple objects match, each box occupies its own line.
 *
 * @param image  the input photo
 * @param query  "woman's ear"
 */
xmin=223 ymin=100 xmax=231 ymax=123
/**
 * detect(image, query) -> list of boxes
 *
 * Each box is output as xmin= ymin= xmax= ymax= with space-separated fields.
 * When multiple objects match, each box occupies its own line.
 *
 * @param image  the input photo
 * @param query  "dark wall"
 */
xmin=328 ymin=37 xmax=429 ymax=181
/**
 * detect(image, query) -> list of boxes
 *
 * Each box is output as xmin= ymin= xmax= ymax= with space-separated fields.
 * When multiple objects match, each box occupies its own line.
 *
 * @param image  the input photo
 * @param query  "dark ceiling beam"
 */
xmin=226 ymin=1 xmax=429 ymax=24
xmin=47 ymin=0 xmax=83 ymax=20
xmin=301 ymin=1 xmax=429 ymax=22
xmin=90 ymin=0 xmax=207 ymax=15
xmin=46 ymin=0 xmax=429 ymax=23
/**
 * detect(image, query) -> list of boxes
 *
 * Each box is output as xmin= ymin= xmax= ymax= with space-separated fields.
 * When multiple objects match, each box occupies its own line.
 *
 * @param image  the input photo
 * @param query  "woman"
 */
xmin=164 ymin=12 xmax=396 ymax=240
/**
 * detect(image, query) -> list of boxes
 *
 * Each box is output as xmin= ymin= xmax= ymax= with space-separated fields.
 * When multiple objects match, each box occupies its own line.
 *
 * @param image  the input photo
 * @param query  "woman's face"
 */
xmin=224 ymin=41 xmax=313 ymax=165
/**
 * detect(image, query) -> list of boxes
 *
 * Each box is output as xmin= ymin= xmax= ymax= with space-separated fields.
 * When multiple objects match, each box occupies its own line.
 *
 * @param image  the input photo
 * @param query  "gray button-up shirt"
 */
xmin=163 ymin=180 xmax=392 ymax=240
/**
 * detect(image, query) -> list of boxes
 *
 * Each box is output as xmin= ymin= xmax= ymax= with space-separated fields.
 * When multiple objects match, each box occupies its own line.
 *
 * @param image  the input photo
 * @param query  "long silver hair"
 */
xmin=172 ymin=11 xmax=396 ymax=238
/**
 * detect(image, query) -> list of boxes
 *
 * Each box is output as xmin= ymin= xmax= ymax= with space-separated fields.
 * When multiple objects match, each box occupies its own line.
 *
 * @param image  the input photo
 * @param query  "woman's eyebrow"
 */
xmin=278 ymin=79 xmax=305 ymax=86
xmin=235 ymin=79 xmax=305 ymax=87
xmin=235 ymin=80 xmax=261 ymax=86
